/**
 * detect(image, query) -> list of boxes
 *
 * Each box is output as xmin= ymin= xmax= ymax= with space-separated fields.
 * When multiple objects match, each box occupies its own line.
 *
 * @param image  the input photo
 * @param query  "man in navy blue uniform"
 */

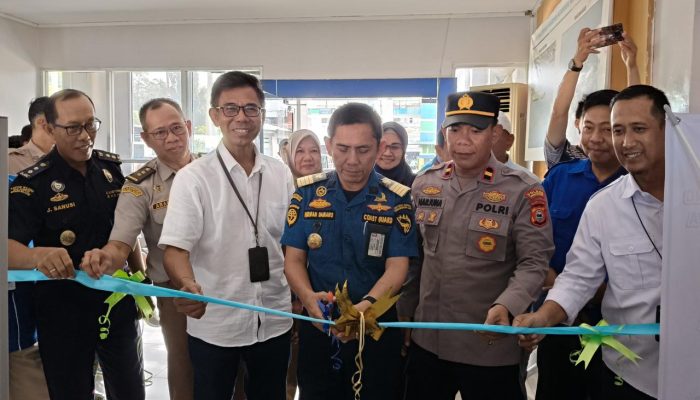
xmin=282 ymin=103 xmax=418 ymax=400
xmin=7 ymin=89 xmax=145 ymax=400
xmin=535 ymin=89 xmax=627 ymax=400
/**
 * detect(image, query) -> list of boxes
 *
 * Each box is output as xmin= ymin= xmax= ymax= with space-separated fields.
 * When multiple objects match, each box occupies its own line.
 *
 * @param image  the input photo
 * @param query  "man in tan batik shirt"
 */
xmin=81 ymin=98 xmax=196 ymax=400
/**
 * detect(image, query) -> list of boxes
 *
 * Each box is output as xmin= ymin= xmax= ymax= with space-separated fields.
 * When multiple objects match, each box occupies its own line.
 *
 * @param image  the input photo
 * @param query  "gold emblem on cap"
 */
xmin=457 ymin=94 xmax=474 ymax=110
xmin=103 ymin=169 xmax=113 ymax=183
xmin=307 ymin=233 xmax=323 ymax=249
xmin=51 ymin=180 xmax=65 ymax=193
xmin=315 ymin=186 xmax=327 ymax=197
xmin=60 ymin=230 xmax=76 ymax=246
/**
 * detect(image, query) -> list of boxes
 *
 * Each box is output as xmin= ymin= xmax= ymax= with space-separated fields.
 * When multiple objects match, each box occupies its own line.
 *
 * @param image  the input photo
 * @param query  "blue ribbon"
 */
xmin=8 ymin=270 xmax=660 ymax=336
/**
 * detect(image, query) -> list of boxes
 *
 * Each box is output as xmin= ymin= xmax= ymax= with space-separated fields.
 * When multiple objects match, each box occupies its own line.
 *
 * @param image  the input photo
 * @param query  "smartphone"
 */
xmin=595 ymin=23 xmax=624 ymax=48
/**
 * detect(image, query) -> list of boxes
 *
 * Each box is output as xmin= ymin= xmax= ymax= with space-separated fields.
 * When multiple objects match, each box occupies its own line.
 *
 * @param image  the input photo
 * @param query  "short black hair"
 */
xmin=20 ymin=124 xmax=32 ymax=142
xmin=327 ymin=103 xmax=382 ymax=143
xmin=574 ymin=99 xmax=585 ymax=120
xmin=44 ymin=89 xmax=95 ymax=125
xmin=611 ymin=85 xmax=670 ymax=126
xmin=28 ymin=96 xmax=49 ymax=127
xmin=210 ymin=71 xmax=265 ymax=108
xmin=139 ymin=98 xmax=185 ymax=132
xmin=581 ymin=89 xmax=619 ymax=117
xmin=8 ymin=135 xmax=23 ymax=149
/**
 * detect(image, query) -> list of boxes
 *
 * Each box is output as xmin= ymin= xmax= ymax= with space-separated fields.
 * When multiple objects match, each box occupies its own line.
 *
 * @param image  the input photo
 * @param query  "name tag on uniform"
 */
xmin=367 ymin=233 xmax=385 ymax=257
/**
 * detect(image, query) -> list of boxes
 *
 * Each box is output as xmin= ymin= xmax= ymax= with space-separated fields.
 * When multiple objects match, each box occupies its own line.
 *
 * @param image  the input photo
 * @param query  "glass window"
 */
xmin=130 ymin=71 xmax=182 ymax=160
xmin=275 ymin=97 xmax=437 ymax=172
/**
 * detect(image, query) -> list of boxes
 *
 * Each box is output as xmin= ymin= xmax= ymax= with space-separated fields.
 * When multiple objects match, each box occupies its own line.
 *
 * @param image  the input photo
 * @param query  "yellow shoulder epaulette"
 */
xmin=380 ymin=177 xmax=410 ymax=197
xmin=296 ymin=172 xmax=328 ymax=188
xmin=94 ymin=150 xmax=121 ymax=163
xmin=126 ymin=166 xmax=156 ymax=184
xmin=17 ymin=159 xmax=51 ymax=179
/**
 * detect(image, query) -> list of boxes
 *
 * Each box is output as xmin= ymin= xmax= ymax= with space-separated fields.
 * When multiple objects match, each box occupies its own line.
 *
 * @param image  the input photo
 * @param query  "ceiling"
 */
xmin=0 ymin=0 xmax=537 ymax=27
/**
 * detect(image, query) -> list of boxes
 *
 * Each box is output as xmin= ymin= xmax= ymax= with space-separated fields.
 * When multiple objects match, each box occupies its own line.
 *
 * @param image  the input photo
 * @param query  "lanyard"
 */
xmin=216 ymin=149 xmax=263 ymax=246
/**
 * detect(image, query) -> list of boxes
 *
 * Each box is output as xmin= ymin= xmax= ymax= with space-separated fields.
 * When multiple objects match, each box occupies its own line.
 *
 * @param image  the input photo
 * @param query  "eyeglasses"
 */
xmin=214 ymin=104 xmax=264 ymax=118
xmin=54 ymin=119 xmax=102 ymax=136
xmin=143 ymin=123 xmax=187 ymax=140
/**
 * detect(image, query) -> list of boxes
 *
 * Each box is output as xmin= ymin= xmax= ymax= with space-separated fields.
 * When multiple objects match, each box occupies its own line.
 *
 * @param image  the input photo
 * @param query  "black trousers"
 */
xmin=537 ymin=334 xmax=656 ymax=400
xmin=35 ymin=281 xmax=144 ymax=400
xmin=536 ymin=334 xmax=603 ymax=400
xmin=188 ymin=330 xmax=291 ymax=400
xmin=297 ymin=317 xmax=402 ymax=400
xmin=405 ymin=341 xmax=523 ymax=400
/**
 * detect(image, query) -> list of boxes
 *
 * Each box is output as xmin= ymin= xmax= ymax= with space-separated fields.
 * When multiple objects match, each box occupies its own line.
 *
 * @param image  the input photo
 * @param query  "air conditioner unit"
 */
xmin=470 ymin=83 xmax=529 ymax=167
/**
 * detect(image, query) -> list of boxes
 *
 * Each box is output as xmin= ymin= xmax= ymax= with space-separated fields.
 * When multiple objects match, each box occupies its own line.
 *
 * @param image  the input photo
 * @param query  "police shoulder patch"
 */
xmin=94 ymin=150 xmax=122 ymax=164
xmin=126 ymin=166 xmax=156 ymax=184
xmin=17 ymin=160 xmax=51 ymax=179
xmin=296 ymin=172 xmax=328 ymax=188
xmin=380 ymin=177 xmax=410 ymax=197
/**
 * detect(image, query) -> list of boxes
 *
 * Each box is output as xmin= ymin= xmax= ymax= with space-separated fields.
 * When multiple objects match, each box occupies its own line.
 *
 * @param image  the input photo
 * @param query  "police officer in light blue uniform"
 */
xmin=282 ymin=103 xmax=418 ymax=400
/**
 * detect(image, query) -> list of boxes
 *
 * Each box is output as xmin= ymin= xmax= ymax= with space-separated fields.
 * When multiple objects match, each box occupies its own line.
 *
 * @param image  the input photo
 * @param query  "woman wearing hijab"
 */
xmin=375 ymin=121 xmax=416 ymax=187
xmin=285 ymin=129 xmax=323 ymax=181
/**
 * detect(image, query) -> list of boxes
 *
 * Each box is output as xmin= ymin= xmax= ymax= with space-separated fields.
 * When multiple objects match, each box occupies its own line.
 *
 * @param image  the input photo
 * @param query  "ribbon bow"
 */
xmin=333 ymin=282 xmax=399 ymax=341
xmin=98 ymin=270 xmax=154 ymax=340
xmin=573 ymin=320 xmax=642 ymax=369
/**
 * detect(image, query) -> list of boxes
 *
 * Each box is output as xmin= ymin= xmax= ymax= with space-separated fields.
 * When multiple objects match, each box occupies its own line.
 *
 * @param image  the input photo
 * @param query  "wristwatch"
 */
xmin=362 ymin=295 xmax=377 ymax=304
xmin=568 ymin=59 xmax=583 ymax=72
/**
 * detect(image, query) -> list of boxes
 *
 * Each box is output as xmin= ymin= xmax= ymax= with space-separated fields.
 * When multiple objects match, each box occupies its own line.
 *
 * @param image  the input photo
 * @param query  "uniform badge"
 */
xmin=60 ymin=230 xmax=76 ymax=246
xmin=121 ymin=186 xmax=144 ymax=197
xmin=477 ymin=235 xmax=496 ymax=253
xmin=530 ymin=205 xmax=548 ymax=227
xmin=152 ymin=201 xmax=168 ymax=210
xmin=396 ymin=214 xmax=412 ymax=235
xmin=292 ymin=193 xmax=303 ymax=203
xmin=10 ymin=186 xmax=34 ymax=196
xmin=307 ymin=233 xmax=323 ymax=249
xmin=287 ymin=206 xmax=299 ymax=227
xmin=427 ymin=211 xmax=438 ymax=224
xmin=309 ymin=198 xmax=332 ymax=209
xmin=154 ymin=185 xmax=162 ymax=192
xmin=102 ymin=169 xmax=113 ymax=183
xmin=482 ymin=191 xmax=506 ymax=203
xmin=422 ymin=186 xmax=442 ymax=196
xmin=478 ymin=218 xmax=500 ymax=230
xmin=367 ymin=233 xmax=385 ymax=257
xmin=368 ymin=192 xmax=391 ymax=212
xmin=524 ymin=188 xmax=546 ymax=202
xmin=416 ymin=210 xmax=425 ymax=223
xmin=315 ymin=186 xmax=327 ymax=197
xmin=482 ymin=167 xmax=494 ymax=182
xmin=50 ymin=193 xmax=69 ymax=202
xmin=441 ymin=162 xmax=454 ymax=180
xmin=51 ymin=180 xmax=65 ymax=193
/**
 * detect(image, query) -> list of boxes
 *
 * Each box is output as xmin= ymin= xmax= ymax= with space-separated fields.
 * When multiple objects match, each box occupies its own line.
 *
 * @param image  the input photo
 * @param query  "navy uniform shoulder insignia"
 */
xmin=17 ymin=159 xmax=51 ymax=179
xmin=126 ymin=165 xmax=156 ymax=184
xmin=380 ymin=177 xmax=410 ymax=197
xmin=94 ymin=150 xmax=121 ymax=163
xmin=296 ymin=172 xmax=328 ymax=188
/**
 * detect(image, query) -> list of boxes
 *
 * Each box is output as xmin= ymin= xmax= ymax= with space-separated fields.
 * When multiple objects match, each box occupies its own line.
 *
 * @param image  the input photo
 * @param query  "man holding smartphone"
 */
xmin=159 ymin=71 xmax=295 ymax=400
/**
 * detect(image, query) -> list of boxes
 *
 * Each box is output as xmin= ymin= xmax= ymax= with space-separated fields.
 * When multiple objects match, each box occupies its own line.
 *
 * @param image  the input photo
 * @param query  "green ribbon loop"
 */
xmin=575 ymin=320 xmax=642 ymax=369
xmin=98 ymin=270 xmax=154 ymax=340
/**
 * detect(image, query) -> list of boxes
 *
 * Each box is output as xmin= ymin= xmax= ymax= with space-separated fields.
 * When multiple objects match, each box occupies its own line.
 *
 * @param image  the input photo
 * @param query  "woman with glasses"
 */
xmin=375 ymin=121 xmax=416 ymax=187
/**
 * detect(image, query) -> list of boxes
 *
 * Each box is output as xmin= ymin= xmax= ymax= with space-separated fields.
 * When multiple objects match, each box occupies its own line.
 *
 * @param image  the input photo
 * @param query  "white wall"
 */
xmin=37 ymin=16 xmax=531 ymax=79
xmin=651 ymin=0 xmax=697 ymax=112
xmin=0 ymin=17 xmax=40 ymax=135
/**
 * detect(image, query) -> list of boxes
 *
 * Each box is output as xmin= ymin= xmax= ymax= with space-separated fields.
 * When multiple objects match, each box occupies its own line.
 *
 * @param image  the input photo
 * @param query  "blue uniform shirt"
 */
xmin=281 ymin=171 xmax=418 ymax=303
xmin=543 ymin=159 xmax=626 ymax=273
xmin=8 ymin=174 xmax=37 ymax=352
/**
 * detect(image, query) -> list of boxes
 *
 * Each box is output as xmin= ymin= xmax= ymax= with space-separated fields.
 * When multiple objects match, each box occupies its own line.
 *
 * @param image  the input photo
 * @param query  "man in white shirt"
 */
xmin=159 ymin=71 xmax=295 ymax=400
xmin=514 ymin=84 xmax=669 ymax=400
